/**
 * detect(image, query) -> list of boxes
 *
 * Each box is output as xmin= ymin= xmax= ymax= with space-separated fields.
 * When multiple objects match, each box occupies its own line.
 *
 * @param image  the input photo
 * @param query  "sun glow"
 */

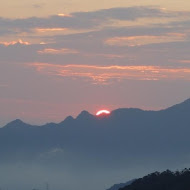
xmin=96 ymin=110 xmax=110 ymax=116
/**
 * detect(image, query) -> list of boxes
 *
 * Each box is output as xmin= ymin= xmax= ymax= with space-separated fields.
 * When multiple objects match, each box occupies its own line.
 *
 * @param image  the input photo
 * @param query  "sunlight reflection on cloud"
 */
xmin=29 ymin=63 xmax=190 ymax=85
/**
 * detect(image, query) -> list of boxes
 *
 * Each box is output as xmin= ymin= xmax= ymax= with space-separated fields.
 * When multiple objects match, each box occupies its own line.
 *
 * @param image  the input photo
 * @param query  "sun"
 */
xmin=96 ymin=110 xmax=110 ymax=116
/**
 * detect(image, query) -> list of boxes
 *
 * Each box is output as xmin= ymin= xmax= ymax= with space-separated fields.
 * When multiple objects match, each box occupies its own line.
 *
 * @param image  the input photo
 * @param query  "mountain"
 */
xmin=1 ymin=98 xmax=190 ymax=162
xmin=1 ymin=98 xmax=190 ymax=190
xmin=106 ymin=179 xmax=136 ymax=190
xmin=120 ymin=168 xmax=190 ymax=190
xmin=3 ymin=119 xmax=36 ymax=129
xmin=164 ymin=98 xmax=190 ymax=112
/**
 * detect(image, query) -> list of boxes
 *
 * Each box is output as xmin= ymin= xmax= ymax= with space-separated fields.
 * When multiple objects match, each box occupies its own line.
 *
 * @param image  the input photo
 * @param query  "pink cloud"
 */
xmin=29 ymin=63 xmax=190 ymax=84
xmin=35 ymin=28 xmax=68 ymax=32
xmin=0 ymin=39 xmax=30 ymax=46
xmin=105 ymin=33 xmax=186 ymax=47
xmin=38 ymin=48 xmax=79 ymax=55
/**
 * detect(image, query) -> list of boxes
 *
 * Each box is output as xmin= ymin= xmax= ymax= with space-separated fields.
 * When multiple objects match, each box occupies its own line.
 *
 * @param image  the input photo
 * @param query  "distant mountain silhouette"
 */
xmin=120 ymin=168 xmax=190 ymax=190
xmin=106 ymin=179 xmax=136 ymax=190
xmin=4 ymin=119 xmax=35 ymax=129
xmin=0 ymin=98 xmax=190 ymax=163
xmin=1 ymin=98 xmax=190 ymax=190
xmin=164 ymin=98 xmax=190 ymax=112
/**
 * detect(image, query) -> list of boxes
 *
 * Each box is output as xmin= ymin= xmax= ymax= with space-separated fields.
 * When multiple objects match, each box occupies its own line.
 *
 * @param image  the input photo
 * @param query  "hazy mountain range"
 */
xmin=0 ymin=99 xmax=190 ymax=190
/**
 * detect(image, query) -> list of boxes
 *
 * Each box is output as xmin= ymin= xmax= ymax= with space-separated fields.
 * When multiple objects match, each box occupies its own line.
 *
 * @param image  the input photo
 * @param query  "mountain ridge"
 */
xmin=2 ymin=98 xmax=190 ymax=128
xmin=1 ymin=98 xmax=190 ymax=190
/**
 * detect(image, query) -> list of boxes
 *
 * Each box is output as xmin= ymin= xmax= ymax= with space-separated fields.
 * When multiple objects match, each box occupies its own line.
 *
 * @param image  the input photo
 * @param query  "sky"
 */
xmin=0 ymin=0 xmax=190 ymax=126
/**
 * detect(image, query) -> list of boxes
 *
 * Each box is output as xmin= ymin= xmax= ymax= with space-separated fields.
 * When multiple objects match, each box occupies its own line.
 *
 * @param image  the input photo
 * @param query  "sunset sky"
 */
xmin=0 ymin=0 xmax=190 ymax=125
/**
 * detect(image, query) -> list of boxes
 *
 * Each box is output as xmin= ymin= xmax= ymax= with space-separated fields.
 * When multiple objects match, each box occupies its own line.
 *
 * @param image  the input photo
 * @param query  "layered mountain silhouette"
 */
xmin=0 ymin=99 xmax=190 ymax=190
xmin=1 ymin=98 xmax=190 ymax=163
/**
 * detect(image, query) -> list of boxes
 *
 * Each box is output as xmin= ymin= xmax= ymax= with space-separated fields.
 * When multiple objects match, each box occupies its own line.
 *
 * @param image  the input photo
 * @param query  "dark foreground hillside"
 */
xmin=120 ymin=169 xmax=190 ymax=190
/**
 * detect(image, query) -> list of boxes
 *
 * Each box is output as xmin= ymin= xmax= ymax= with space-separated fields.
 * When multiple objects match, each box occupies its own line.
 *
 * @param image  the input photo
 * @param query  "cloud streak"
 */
xmin=29 ymin=63 xmax=190 ymax=84
xmin=36 ymin=28 xmax=67 ymax=32
xmin=0 ymin=6 xmax=180 ymax=35
xmin=0 ymin=39 xmax=30 ymax=46
xmin=105 ymin=33 xmax=186 ymax=47
xmin=38 ymin=48 xmax=79 ymax=55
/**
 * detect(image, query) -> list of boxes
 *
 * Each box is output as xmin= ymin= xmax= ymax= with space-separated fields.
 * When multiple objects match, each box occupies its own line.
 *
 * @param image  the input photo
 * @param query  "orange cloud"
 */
xmin=57 ymin=13 xmax=72 ymax=17
xmin=38 ymin=49 xmax=124 ymax=58
xmin=29 ymin=63 xmax=190 ymax=84
xmin=38 ymin=48 xmax=79 ymax=55
xmin=105 ymin=33 xmax=186 ymax=46
xmin=0 ymin=39 xmax=30 ymax=46
xmin=36 ymin=28 xmax=67 ymax=32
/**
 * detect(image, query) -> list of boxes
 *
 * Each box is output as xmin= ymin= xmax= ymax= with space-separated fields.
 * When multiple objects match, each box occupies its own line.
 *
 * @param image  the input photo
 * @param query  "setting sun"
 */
xmin=96 ymin=110 xmax=110 ymax=116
